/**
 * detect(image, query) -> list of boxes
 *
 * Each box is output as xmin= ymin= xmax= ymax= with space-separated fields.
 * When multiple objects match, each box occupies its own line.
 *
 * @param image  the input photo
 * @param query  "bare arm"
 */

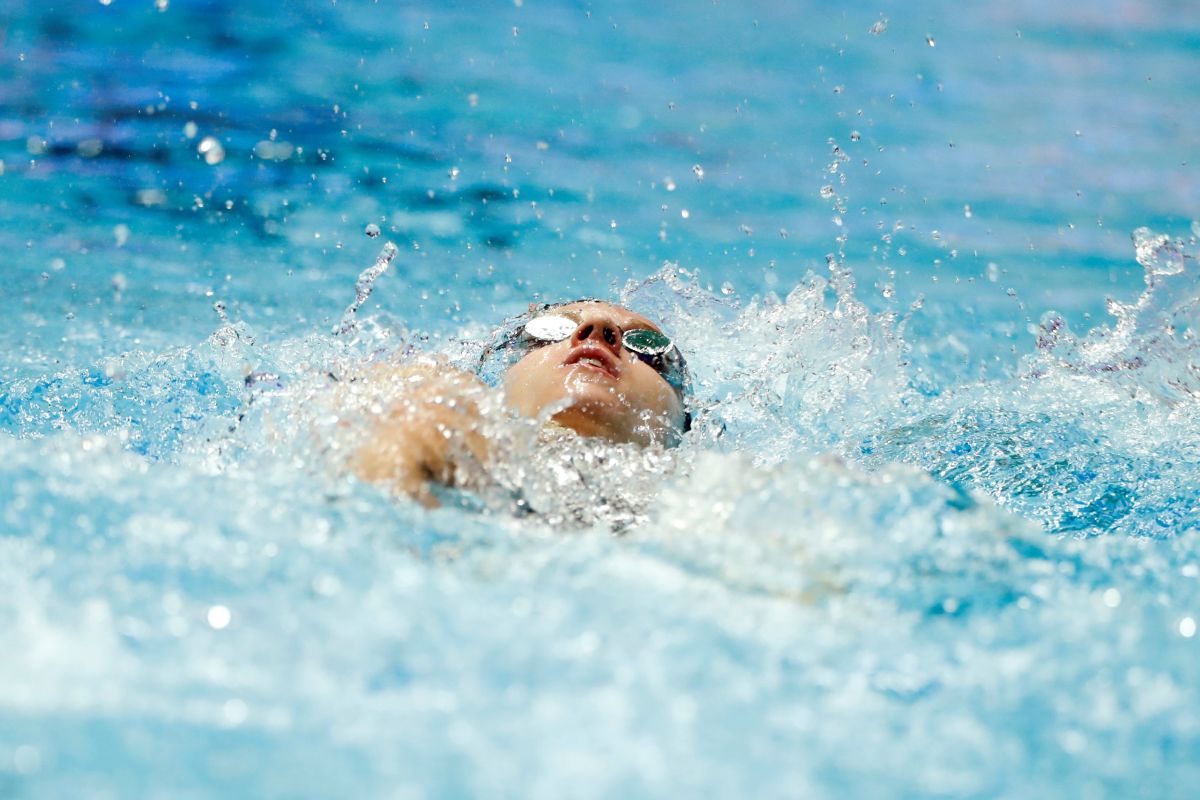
xmin=344 ymin=360 xmax=491 ymax=507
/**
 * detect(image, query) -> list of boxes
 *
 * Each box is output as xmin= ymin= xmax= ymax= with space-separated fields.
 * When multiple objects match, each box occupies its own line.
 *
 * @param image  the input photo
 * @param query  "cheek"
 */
xmin=502 ymin=348 xmax=566 ymax=415
xmin=627 ymin=364 xmax=684 ymax=422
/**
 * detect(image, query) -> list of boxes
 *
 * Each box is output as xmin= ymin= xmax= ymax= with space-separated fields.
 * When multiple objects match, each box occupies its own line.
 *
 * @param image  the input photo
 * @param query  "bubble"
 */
xmin=183 ymin=121 xmax=198 ymax=138
xmin=365 ymin=223 xmax=381 ymax=238
xmin=1103 ymin=588 xmax=1121 ymax=608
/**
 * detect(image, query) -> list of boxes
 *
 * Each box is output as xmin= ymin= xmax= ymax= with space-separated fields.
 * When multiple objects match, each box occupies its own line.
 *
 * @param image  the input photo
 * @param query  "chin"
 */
xmin=550 ymin=401 xmax=642 ymax=445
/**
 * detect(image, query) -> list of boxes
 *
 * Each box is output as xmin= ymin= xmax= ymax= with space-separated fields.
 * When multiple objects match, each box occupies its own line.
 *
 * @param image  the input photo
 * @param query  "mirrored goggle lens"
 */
xmin=622 ymin=328 xmax=673 ymax=356
xmin=523 ymin=315 xmax=577 ymax=342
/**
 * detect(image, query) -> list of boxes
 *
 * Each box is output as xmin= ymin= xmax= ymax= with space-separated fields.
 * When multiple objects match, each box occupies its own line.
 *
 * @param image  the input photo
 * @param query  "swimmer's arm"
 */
xmin=346 ymin=362 xmax=490 ymax=507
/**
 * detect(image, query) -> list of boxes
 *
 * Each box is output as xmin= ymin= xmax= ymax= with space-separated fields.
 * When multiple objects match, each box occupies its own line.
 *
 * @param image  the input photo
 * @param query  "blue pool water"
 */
xmin=3 ymin=1 xmax=1200 ymax=796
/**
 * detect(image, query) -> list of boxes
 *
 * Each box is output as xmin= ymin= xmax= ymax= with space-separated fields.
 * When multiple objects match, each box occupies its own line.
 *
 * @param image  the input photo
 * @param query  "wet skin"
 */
xmin=502 ymin=302 xmax=686 ymax=447
xmin=350 ymin=301 xmax=686 ymax=504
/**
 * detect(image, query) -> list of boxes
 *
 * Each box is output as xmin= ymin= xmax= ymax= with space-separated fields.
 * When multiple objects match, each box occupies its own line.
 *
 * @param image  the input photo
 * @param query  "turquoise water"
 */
xmin=3 ymin=1 xmax=1200 ymax=797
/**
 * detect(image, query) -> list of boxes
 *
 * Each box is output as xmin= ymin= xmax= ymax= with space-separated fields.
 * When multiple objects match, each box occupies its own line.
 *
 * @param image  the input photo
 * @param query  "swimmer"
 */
xmin=347 ymin=300 xmax=692 ymax=507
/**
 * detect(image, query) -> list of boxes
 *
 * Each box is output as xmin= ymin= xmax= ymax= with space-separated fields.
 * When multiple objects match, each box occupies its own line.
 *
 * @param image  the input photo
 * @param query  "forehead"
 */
xmin=550 ymin=301 xmax=662 ymax=332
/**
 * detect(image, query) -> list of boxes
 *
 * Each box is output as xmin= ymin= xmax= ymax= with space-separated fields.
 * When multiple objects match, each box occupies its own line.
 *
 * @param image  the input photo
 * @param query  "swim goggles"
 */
xmin=480 ymin=311 xmax=691 ymax=400
xmin=517 ymin=313 xmax=692 ymax=398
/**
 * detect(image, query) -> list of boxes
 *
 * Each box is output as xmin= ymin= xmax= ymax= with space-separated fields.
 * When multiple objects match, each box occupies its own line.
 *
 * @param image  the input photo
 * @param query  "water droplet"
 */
xmin=963 ymin=204 xmax=973 ymax=219
xmin=692 ymin=164 xmax=704 ymax=180
xmin=155 ymin=0 xmax=168 ymax=11
xmin=222 ymin=698 xmax=248 ymax=727
xmin=336 ymin=242 xmax=398 ymax=335
xmin=183 ymin=121 xmax=198 ymax=139
xmin=850 ymin=130 xmax=861 ymax=142
xmin=1181 ymin=617 xmax=1196 ymax=638
xmin=869 ymin=16 xmax=888 ymax=35
xmin=206 ymin=605 xmax=231 ymax=629
xmin=113 ymin=224 xmax=130 ymax=247
xmin=680 ymin=209 xmax=690 ymax=219
xmin=99 ymin=0 xmax=112 ymax=5
xmin=665 ymin=178 xmax=676 ymax=192
xmin=198 ymin=136 xmax=225 ymax=165
xmin=365 ymin=223 xmax=380 ymax=238
xmin=739 ymin=224 xmax=753 ymax=236
xmin=1103 ymin=588 xmax=1121 ymax=608
xmin=720 ymin=281 xmax=735 ymax=295
xmin=820 ymin=185 xmax=835 ymax=199
xmin=12 ymin=746 xmax=40 ymax=775
xmin=448 ymin=166 xmax=460 ymax=180
xmin=926 ymin=35 xmax=936 ymax=47
xmin=779 ymin=228 xmax=789 ymax=239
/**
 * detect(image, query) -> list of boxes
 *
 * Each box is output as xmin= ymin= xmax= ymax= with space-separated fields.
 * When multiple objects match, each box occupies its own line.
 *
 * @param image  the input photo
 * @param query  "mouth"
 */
xmin=563 ymin=345 xmax=620 ymax=379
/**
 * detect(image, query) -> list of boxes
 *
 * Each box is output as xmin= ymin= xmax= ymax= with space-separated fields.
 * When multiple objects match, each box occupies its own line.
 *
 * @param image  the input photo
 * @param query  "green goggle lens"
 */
xmin=622 ymin=328 xmax=672 ymax=355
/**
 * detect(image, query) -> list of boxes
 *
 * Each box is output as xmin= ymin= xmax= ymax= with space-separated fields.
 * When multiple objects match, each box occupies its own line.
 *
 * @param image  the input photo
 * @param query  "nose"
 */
xmin=570 ymin=311 xmax=623 ymax=353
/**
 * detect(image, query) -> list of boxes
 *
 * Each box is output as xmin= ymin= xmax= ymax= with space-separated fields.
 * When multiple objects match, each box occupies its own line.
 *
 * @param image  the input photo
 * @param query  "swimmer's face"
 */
xmin=502 ymin=301 xmax=686 ymax=446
